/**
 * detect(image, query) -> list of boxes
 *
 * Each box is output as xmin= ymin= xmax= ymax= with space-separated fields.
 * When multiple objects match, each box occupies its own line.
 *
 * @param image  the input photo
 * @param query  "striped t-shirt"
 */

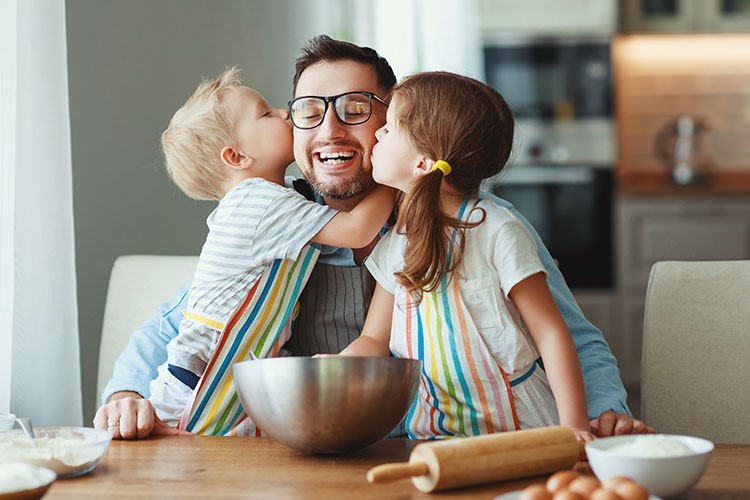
xmin=166 ymin=177 xmax=337 ymax=377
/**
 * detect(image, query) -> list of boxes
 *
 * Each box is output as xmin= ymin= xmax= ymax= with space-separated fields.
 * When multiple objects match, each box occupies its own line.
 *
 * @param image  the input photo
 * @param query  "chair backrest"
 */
xmin=641 ymin=260 xmax=750 ymax=444
xmin=97 ymin=255 xmax=198 ymax=400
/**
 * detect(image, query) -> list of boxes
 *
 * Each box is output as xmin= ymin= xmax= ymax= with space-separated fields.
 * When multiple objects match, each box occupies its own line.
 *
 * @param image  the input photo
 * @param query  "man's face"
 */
xmin=292 ymin=60 xmax=388 ymax=202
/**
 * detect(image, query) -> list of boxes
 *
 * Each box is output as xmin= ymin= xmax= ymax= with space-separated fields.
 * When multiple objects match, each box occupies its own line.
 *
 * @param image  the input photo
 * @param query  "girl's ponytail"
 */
xmin=395 ymin=168 xmax=461 ymax=301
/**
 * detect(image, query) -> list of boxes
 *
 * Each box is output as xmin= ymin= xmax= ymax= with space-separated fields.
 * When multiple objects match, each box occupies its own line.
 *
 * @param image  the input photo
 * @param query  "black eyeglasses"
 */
xmin=288 ymin=91 xmax=388 ymax=130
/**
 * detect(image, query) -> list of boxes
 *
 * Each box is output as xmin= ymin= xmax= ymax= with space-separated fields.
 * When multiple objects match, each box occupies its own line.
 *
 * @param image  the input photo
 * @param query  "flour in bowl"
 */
xmin=0 ymin=462 xmax=55 ymax=493
xmin=608 ymin=435 xmax=695 ymax=457
xmin=0 ymin=427 xmax=110 ymax=477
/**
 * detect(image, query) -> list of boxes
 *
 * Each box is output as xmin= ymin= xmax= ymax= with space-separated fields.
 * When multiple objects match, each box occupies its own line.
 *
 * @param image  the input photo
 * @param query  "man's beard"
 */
xmin=305 ymin=165 xmax=376 ymax=200
xmin=302 ymin=142 xmax=377 ymax=200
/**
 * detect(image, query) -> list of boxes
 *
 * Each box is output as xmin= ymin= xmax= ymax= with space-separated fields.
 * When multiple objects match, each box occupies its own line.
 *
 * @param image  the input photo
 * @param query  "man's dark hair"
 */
xmin=292 ymin=35 xmax=397 ymax=96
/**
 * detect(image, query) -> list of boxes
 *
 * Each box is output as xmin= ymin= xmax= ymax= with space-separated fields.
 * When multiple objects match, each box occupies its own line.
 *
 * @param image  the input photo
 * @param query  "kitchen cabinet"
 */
xmin=616 ymin=194 xmax=750 ymax=292
xmin=573 ymin=290 xmax=641 ymax=389
xmin=574 ymin=193 xmax=750 ymax=409
xmin=479 ymin=0 xmax=616 ymax=37
xmin=618 ymin=297 xmax=646 ymax=389
xmin=620 ymin=0 xmax=750 ymax=33
xmin=572 ymin=292 xmax=617 ymax=344
xmin=613 ymin=193 xmax=750 ymax=389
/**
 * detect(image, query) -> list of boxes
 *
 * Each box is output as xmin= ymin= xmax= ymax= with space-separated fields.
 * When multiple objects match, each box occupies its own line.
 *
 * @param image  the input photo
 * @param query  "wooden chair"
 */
xmin=641 ymin=260 xmax=750 ymax=444
xmin=97 ymin=255 xmax=198 ymax=400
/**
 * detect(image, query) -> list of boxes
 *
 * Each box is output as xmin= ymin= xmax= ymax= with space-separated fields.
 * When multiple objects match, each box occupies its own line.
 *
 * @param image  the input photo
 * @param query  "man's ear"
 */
xmin=220 ymin=146 xmax=254 ymax=170
xmin=413 ymin=157 xmax=435 ymax=178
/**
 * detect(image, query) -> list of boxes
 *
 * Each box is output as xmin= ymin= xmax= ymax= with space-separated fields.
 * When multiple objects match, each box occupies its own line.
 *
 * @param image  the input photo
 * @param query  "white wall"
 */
xmin=66 ymin=0 xmax=328 ymax=422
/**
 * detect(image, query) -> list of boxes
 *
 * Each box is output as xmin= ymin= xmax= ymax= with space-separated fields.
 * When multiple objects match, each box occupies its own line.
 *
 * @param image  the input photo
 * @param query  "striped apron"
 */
xmin=390 ymin=199 xmax=526 ymax=439
xmin=178 ymin=245 xmax=320 ymax=436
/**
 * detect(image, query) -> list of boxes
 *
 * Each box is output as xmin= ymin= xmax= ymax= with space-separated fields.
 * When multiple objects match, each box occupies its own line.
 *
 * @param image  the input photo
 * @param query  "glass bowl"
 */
xmin=0 ymin=426 xmax=111 ymax=478
xmin=0 ymin=414 xmax=15 ymax=433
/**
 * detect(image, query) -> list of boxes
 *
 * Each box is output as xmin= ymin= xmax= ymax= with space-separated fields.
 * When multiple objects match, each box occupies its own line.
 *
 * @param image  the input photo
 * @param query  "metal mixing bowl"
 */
xmin=233 ymin=356 xmax=421 ymax=454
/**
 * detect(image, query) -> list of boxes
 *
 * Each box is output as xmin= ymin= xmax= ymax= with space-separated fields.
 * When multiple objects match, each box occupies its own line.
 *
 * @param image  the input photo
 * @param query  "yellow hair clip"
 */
xmin=432 ymin=160 xmax=452 ymax=176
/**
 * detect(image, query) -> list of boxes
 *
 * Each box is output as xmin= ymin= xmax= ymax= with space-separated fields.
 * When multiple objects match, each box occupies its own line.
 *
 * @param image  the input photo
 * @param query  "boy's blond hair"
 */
xmin=161 ymin=67 xmax=243 ymax=200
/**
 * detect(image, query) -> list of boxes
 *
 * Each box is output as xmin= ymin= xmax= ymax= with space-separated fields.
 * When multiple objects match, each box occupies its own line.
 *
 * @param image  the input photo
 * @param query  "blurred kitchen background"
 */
xmin=64 ymin=0 xmax=750 ymax=423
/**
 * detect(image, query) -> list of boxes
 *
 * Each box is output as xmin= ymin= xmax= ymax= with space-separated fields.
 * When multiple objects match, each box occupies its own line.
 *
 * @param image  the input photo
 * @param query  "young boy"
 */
xmin=149 ymin=67 xmax=393 ymax=434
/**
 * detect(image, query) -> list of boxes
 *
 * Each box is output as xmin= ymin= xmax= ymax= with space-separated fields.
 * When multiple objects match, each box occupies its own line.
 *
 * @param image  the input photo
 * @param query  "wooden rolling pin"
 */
xmin=367 ymin=426 xmax=580 ymax=493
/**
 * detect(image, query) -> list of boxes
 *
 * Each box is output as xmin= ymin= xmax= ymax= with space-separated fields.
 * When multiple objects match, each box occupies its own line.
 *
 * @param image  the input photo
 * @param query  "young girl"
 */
xmin=341 ymin=72 xmax=594 ymax=443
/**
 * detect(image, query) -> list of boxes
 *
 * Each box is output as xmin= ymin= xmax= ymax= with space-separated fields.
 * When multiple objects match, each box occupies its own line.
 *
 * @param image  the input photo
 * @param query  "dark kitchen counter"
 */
xmin=618 ymin=171 xmax=750 ymax=196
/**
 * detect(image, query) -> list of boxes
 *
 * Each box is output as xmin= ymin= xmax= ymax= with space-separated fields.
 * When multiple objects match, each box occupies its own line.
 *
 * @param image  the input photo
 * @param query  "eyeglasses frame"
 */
xmin=287 ymin=91 xmax=389 ymax=130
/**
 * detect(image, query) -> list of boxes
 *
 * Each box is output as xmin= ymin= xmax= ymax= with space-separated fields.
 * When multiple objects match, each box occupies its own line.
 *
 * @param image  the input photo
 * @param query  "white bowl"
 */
xmin=586 ymin=434 xmax=714 ymax=498
xmin=0 ymin=462 xmax=56 ymax=500
xmin=0 ymin=426 xmax=111 ymax=478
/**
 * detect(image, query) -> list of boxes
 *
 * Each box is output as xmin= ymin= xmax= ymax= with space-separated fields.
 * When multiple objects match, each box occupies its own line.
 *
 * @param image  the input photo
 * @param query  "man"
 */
xmin=94 ymin=35 xmax=653 ymax=439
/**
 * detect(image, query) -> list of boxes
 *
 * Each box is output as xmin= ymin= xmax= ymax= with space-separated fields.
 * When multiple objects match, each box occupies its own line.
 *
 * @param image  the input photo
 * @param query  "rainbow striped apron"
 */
xmin=177 ymin=245 xmax=319 ymax=436
xmin=391 ymin=199 xmax=525 ymax=439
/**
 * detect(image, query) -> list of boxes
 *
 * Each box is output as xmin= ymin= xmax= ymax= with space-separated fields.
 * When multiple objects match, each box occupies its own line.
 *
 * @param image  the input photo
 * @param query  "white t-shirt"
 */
xmin=366 ymin=199 xmax=547 ymax=376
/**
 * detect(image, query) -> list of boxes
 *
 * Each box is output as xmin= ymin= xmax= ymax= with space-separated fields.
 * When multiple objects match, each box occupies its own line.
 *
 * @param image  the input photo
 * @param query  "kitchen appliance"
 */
xmin=367 ymin=426 xmax=579 ymax=493
xmin=484 ymin=36 xmax=612 ymax=123
xmin=655 ymin=115 xmax=709 ymax=186
xmin=487 ymin=165 xmax=614 ymax=289
xmin=483 ymin=36 xmax=615 ymax=290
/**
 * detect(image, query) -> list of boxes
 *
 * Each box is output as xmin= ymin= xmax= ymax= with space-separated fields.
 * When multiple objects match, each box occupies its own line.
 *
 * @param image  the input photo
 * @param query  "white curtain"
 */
xmin=0 ymin=0 xmax=82 ymax=426
xmin=343 ymin=0 xmax=485 ymax=82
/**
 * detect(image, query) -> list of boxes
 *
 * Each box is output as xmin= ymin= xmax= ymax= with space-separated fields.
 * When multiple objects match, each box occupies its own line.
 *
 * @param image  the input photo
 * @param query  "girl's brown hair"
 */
xmin=392 ymin=72 xmax=514 ymax=301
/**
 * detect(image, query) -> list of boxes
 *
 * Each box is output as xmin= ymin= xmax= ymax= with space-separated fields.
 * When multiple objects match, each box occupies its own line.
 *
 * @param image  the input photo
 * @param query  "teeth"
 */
xmin=319 ymin=151 xmax=355 ymax=163
xmin=322 ymin=157 xmax=348 ymax=165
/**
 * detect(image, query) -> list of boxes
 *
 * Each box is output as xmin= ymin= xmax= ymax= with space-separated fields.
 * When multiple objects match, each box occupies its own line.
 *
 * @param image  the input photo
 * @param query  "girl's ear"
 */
xmin=413 ymin=156 xmax=435 ymax=178
xmin=220 ymin=146 xmax=254 ymax=170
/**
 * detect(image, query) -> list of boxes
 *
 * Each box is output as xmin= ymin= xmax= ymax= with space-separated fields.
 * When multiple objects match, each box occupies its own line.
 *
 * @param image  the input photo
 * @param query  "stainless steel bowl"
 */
xmin=233 ymin=356 xmax=421 ymax=454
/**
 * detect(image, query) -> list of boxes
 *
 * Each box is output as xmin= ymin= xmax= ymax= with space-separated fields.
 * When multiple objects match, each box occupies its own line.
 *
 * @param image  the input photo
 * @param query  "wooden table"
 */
xmin=45 ymin=437 xmax=750 ymax=499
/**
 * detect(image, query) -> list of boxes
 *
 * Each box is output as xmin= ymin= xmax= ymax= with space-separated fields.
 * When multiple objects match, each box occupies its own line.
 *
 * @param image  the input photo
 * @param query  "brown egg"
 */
xmin=601 ymin=476 xmax=634 ymax=491
xmin=613 ymin=481 xmax=650 ymax=500
xmin=520 ymin=484 xmax=553 ymax=500
xmin=545 ymin=470 xmax=581 ymax=493
xmin=589 ymin=488 xmax=623 ymax=500
xmin=552 ymin=490 xmax=585 ymax=500
xmin=568 ymin=476 xmax=601 ymax=497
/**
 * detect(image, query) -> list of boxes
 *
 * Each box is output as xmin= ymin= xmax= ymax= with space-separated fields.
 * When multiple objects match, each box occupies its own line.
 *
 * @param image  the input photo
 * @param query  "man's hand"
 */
xmin=93 ymin=391 xmax=191 ymax=439
xmin=589 ymin=410 xmax=655 ymax=437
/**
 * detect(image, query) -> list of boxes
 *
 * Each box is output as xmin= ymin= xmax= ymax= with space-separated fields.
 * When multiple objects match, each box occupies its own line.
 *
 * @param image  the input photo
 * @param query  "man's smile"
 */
xmin=316 ymin=150 xmax=356 ymax=165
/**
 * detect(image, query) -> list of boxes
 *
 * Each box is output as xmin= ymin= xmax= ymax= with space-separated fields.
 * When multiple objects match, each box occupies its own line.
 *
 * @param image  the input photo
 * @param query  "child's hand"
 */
xmin=571 ymin=427 xmax=596 ymax=445
xmin=568 ymin=427 xmax=595 ymax=461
